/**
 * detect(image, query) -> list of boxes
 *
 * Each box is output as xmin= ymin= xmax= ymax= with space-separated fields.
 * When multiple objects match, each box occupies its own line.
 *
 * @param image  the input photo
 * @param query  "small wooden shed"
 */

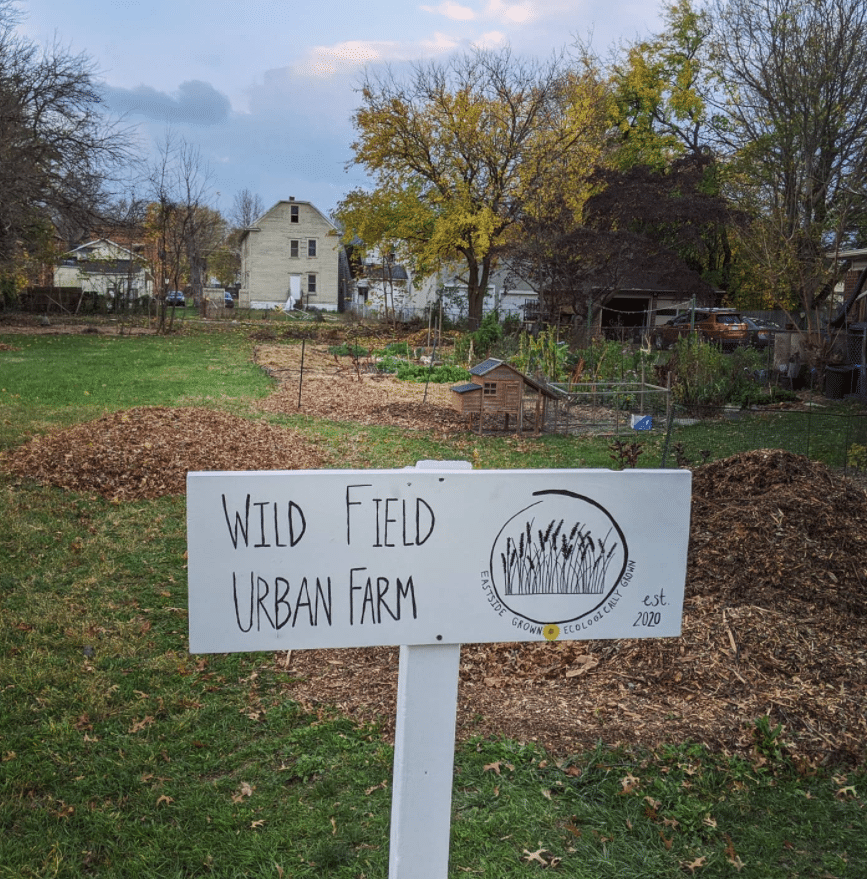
xmin=450 ymin=358 xmax=557 ymax=434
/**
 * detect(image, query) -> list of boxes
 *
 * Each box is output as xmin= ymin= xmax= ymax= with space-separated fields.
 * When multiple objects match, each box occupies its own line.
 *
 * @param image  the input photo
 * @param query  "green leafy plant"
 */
xmin=752 ymin=714 xmax=787 ymax=762
xmin=328 ymin=342 xmax=369 ymax=358
xmin=455 ymin=311 xmax=504 ymax=363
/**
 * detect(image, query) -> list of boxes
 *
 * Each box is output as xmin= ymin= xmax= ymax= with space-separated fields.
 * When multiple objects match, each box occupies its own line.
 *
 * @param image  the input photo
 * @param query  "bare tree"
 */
xmin=230 ymin=189 xmax=264 ymax=230
xmin=0 ymin=1 xmax=133 ymax=278
xmin=147 ymin=134 xmax=224 ymax=329
xmin=710 ymin=0 xmax=867 ymax=318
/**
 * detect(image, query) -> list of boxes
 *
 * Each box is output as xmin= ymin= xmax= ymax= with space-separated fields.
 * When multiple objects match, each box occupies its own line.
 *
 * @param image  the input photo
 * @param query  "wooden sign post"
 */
xmin=187 ymin=463 xmax=691 ymax=878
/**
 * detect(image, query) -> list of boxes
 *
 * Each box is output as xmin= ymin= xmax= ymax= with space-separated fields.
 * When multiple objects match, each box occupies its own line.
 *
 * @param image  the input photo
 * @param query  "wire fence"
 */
xmin=531 ymin=375 xmax=867 ymax=475
xmin=590 ymin=400 xmax=867 ymax=474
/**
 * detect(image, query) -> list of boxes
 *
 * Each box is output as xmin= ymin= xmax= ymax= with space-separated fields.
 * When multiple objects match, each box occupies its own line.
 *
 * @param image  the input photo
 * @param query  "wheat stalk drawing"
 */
xmin=500 ymin=517 xmax=618 ymax=596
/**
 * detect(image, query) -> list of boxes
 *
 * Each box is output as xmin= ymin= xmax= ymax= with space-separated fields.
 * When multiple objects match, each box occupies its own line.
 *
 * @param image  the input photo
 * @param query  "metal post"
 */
xmin=297 ymin=338 xmax=305 ymax=410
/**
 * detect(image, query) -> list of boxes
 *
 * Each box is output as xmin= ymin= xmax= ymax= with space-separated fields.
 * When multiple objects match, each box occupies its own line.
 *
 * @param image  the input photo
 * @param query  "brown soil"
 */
xmin=2 ymin=331 xmax=865 ymax=763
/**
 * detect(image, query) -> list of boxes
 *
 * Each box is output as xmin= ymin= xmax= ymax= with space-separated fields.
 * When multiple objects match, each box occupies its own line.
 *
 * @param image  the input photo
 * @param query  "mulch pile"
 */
xmin=281 ymin=449 xmax=867 ymax=763
xmin=0 ymin=407 xmax=324 ymax=500
xmin=2 ymin=393 xmax=865 ymax=761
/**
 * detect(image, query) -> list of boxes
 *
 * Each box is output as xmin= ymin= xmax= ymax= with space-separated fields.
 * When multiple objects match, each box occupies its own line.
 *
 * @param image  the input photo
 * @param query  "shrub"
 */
xmin=455 ymin=311 xmax=504 ymax=362
xmin=667 ymin=338 xmax=786 ymax=410
xmin=328 ymin=342 xmax=369 ymax=358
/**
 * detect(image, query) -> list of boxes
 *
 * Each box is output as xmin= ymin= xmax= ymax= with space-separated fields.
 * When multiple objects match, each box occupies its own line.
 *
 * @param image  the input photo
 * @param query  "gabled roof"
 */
xmin=65 ymin=238 xmax=139 ymax=261
xmin=469 ymin=358 xmax=505 ymax=376
xmin=459 ymin=358 xmax=560 ymax=400
xmin=244 ymin=199 xmax=337 ymax=235
xmin=451 ymin=382 xmax=482 ymax=394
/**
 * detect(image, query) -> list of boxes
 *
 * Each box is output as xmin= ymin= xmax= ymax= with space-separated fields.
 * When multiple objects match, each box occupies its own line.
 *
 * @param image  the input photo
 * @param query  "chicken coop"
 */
xmin=450 ymin=358 xmax=558 ymax=434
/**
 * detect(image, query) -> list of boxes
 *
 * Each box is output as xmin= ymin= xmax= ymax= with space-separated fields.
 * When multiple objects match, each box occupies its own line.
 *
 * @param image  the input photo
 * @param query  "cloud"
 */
xmin=299 ymin=40 xmax=391 ymax=77
xmin=421 ymin=1 xmax=477 ymax=20
xmin=473 ymin=30 xmax=508 ymax=48
xmin=484 ymin=0 xmax=538 ymax=24
xmin=101 ymin=80 xmax=231 ymax=126
xmin=297 ymin=32 xmax=463 ymax=78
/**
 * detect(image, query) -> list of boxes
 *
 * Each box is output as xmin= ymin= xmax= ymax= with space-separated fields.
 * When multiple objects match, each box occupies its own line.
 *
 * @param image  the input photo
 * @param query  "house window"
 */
xmin=307 ymin=274 xmax=317 ymax=295
xmin=290 ymin=204 xmax=299 ymax=223
xmin=483 ymin=382 xmax=497 ymax=396
xmin=307 ymin=239 xmax=317 ymax=257
xmin=290 ymin=239 xmax=299 ymax=257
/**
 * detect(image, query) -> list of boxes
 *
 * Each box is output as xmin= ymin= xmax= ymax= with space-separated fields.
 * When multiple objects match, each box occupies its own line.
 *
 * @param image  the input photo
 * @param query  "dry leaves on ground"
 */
xmin=1 ymin=407 xmax=323 ymax=500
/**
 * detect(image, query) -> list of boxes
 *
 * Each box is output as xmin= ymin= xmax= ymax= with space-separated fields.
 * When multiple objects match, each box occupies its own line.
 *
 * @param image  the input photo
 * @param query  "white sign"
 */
xmin=187 ymin=467 xmax=691 ymax=653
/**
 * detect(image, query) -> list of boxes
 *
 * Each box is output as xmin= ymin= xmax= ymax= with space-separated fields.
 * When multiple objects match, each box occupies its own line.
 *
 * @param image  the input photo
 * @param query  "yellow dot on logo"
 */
xmin=543 ymin=624 xmax=560 ymax=642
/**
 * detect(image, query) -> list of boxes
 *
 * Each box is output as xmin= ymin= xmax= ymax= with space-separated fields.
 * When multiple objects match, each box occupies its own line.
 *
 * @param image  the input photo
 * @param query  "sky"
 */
xmin=16 ymin=0 xmax=664 ymax=222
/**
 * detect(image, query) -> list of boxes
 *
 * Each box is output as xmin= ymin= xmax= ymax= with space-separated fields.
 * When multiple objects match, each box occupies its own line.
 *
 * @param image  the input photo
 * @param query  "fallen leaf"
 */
xmin=522 ymin=848 xmax=549 ymax=865
xmin=702 ymin=815 xmax=717 ymax=829
xmin=620 ymin=773 xmax=640 ymax=794
xmin=681 ymin=856 xmax=707 ymax=873
xmin=129 ymin=715 xmax=155 ymax=734
xmin=565 ymin=655 xmax=599 ymax=677
xmin=251 ymin=819 xmax=266 ymax=828
xmin=232 ymin=782 xmax=255 ymax=803
xmin=156 ymin=795 xmax=174 ymax=806
xmin=365 ymin=780 xmax=388 ymax=795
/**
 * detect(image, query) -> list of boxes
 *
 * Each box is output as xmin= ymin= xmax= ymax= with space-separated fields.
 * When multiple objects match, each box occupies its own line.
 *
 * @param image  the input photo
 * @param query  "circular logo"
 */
xmin=489 ymin=490 xmax=628 ymax=625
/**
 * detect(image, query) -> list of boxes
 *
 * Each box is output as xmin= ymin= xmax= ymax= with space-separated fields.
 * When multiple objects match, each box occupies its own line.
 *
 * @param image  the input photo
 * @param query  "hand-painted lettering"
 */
xmin=222 ymin=495 xmax=305 ymax=549
xmin=349 ymin=567 xmax=418 ymax=624
xmin=232 ymin=571 xmax=331 ymax=632
xmin=344 ymin=485 xmax=435 ymax=548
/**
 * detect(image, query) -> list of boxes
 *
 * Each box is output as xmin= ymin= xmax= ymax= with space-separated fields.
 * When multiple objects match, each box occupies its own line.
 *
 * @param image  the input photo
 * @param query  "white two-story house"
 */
xmin=239 ymin=199 xmax=346 ymax=311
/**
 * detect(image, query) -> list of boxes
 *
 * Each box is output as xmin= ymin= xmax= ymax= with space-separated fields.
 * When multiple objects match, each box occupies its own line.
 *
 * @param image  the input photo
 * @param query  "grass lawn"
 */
xmin=1 ymin=325 xmax=865 ymax=877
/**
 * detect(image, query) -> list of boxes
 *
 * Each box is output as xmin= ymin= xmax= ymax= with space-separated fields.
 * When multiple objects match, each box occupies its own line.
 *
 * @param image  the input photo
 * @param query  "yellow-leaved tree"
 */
xmin=338 ymin=47 xmax=610 ymax=328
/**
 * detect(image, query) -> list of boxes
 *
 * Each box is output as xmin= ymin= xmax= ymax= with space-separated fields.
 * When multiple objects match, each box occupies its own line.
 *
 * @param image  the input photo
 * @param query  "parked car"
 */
xmin=744 ymin=316 xmax=783 ymax=349
xmin=165 ymin=291 xmax=185 ymax=307
xmin=654 ymin=309 xmax=749 ymax=350
xmin=224 ymin=291 xmax=235 ymax=308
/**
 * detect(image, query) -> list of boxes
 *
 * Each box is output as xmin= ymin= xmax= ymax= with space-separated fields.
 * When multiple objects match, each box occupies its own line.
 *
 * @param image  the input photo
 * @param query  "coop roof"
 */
xmin=467 ymin=358 xmax=559 ymax=400
xmin=469 ymin=358 xmax=504 ymax=376
xmin=450 ymin=382 xmax=482 ymax=394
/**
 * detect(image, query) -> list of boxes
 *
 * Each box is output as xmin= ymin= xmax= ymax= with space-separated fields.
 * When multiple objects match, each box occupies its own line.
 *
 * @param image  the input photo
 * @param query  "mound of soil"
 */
xmin=1 ymin=407 xmax=324 ymax=500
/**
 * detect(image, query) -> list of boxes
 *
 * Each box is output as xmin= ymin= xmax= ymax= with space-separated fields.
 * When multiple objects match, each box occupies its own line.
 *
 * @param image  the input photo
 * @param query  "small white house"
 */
xmin=54 ymin=238 xmax=153 ymax=304
xmin=239 ymin=199 xmax=345 ymax=311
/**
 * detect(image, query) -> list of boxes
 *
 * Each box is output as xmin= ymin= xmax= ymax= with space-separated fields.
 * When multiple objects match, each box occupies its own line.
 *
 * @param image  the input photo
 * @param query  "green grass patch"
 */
xmin=1 ymin=490 xmax=864 ymax=879
xmin=0 ymin=330 xmax=272 ymax=450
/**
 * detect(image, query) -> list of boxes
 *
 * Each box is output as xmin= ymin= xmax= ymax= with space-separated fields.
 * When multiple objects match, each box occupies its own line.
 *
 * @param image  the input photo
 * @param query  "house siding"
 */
xmin=240 ymin=200 xmax=342 ymax=311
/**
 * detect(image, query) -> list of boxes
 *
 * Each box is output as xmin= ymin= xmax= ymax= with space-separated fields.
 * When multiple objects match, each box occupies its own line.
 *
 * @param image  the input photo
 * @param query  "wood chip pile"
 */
xmin=281 ymin=450 xmax=867 ymax=763
xmin=1 ymin=407 xmax=324 ymax=500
